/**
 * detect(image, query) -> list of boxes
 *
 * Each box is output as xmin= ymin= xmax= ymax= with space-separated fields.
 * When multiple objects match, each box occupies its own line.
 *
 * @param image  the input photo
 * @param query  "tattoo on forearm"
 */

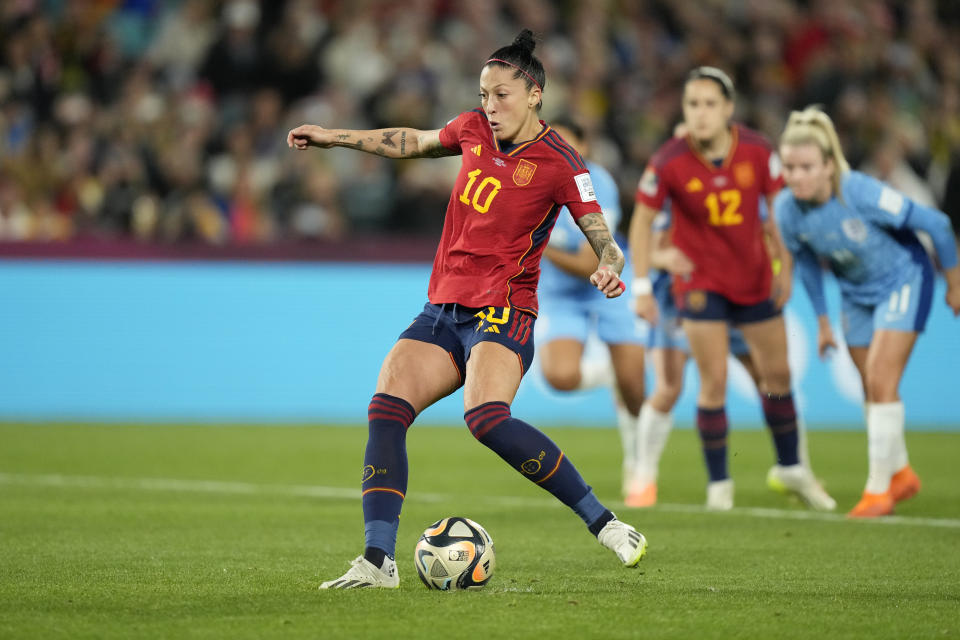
xmin=578 ymin=212 xmax=625 ymax=273
xmin=400 ymin=132 xmax=406 ymax=156
xmin=381 ymin=130 xmax=398 ymax=148
xmin=376 ymin=146 xmax=386 ymax=155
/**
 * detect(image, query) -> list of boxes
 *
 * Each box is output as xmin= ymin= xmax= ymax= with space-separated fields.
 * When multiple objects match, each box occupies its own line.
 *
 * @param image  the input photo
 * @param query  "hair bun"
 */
xmin=512 ymin=29 xmax=536 ymax=54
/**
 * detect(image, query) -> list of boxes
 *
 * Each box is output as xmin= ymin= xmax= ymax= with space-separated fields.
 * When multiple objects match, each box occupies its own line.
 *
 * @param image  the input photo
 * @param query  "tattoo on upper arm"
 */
xmin=417 ymin=135 xmax=455 ymax=158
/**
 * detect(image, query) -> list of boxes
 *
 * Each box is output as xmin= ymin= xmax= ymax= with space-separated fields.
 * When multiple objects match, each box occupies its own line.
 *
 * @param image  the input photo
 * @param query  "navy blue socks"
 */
xmin=362 ymin=393 xmax=415 ymax=563
xmin=697 ymin=406 xmax=729 ymax=482
xmin=465 ymin=401 xmax=610 ymax=533
xmin=762 ymin=392 xmax=800 ymax=466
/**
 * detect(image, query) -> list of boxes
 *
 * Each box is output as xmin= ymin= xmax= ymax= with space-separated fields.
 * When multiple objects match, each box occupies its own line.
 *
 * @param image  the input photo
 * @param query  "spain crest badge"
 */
xmin=512 ymin=159 xmax=538 ymax=186
xmin=733 ymin=161 xmax=755 ymax=189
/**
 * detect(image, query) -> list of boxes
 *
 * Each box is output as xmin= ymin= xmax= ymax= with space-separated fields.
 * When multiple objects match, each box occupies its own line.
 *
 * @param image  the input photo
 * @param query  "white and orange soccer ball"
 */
xmin=414 ymin=517 xmax=495 ymax=590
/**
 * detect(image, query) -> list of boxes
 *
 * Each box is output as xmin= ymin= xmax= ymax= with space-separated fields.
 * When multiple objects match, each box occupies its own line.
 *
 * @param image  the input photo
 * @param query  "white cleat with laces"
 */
xmin=767 ymin=464 xmax=837 ymax=511
xmin=597 ymin=518 xmax=648 ymax=567
xmin=320 ymin=555 xmax=399 ymax=590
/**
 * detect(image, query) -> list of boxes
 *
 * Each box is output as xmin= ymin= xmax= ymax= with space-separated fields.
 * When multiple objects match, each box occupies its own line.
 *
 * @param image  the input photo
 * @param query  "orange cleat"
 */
xmin=625 ymin=482 xmax=658 ymax=508
xmin=847 ymin=491 xmax=895 ymax=518
xmin=889 ymin=465 xmax=921 ymax=503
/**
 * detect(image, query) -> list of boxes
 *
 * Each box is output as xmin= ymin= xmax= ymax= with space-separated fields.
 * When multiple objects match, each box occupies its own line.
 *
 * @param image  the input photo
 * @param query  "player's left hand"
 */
xmin=946 ymin=283 xmax=960 ymax=316
xmin=590 ymin=265 xmax=625 ymax=298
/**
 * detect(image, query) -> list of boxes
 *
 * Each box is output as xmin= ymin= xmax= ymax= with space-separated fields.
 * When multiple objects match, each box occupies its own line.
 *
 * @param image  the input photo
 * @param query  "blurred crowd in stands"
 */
xmin=1 ymin=0 xmax=959 ymax=246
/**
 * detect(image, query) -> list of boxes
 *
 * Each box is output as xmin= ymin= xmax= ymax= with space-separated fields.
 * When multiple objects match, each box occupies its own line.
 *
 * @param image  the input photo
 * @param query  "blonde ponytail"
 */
xmin=780 ymin=106 xmax=850 ymax=199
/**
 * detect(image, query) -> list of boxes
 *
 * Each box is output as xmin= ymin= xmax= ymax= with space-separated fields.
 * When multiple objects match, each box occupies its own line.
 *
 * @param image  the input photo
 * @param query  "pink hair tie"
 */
xmin=485 ymin=58 xmax=542 ymax=92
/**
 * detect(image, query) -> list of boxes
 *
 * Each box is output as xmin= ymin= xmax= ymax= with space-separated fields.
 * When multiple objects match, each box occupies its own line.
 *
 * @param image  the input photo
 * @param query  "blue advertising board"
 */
xmin=0 ymin=261 xmax=956 ymax=428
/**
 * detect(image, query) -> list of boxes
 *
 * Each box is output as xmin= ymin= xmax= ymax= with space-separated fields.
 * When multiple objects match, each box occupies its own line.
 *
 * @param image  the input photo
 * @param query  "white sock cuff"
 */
xmin=640 ymin=402 xmax=671 ymax=423
xmin=867 ymin=401 xmax=904 ymax=423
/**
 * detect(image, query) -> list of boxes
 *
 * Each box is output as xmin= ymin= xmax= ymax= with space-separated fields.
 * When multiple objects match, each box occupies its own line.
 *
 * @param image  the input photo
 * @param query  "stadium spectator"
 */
xmin=775 ymin=106 xmax=960 ymax=517
xmin=288 ymin=30 xmax=648 ymax=589
xmin=1 ymin=1 xmax=958 ymax=247
xmin=628 ymin=67 xmax=834 ymax=511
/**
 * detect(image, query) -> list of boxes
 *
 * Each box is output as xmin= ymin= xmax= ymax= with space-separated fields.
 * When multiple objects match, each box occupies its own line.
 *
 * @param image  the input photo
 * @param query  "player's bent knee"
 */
xmin=762 ymin=368 xmax=793 ymax=395
xmin=543 ymin=368 xmax=581 ymax=392
xmin=656 ymin=382 xmax=683 ymax=406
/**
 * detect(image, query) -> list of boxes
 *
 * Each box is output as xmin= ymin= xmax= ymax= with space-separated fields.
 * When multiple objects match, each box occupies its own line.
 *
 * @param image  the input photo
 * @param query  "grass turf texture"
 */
xmin=1 ymin=423 xmax=958 ymax=639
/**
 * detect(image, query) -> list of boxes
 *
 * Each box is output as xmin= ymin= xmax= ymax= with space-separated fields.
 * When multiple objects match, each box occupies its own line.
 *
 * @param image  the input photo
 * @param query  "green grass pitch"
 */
xmin=1 ymin=423 xmax=958 ymax=639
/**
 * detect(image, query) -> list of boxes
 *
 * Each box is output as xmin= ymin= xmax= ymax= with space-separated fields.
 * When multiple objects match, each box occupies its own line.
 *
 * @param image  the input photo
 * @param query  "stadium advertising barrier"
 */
xmin=1 ymin=260 xmax=957 ymax=428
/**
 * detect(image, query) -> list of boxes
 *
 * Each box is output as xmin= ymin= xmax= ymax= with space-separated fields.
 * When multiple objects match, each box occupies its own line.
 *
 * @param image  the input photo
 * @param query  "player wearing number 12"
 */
xmin=288 ymin=30 xmax=647 ymax=589
xmin=629 ymin=67 xmax=834 ymax=511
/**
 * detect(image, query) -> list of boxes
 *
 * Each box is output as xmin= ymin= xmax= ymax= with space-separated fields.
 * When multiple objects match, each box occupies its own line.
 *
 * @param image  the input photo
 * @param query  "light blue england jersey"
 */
xmin=774 ymin=170 xmax=957 ymax=311
xmin=539 ymin=160 xmax=624 ymax=299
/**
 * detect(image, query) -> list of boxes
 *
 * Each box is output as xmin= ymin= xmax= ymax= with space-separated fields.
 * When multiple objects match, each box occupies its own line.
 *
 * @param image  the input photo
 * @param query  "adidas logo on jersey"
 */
xmin=471 ymin=144 xmax=482 ymax=156
xmin=685 ymin=177 xmax=703 ymax=192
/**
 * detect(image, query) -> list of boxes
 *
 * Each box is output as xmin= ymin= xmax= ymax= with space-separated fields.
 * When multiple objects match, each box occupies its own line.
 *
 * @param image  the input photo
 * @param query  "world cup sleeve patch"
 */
xmin=574 ymin=172 xmax=597 ymax=202
xmin=639 ymin=168 xmax=658 ymax=196
xmin=768 ymin=152 xmax=782 ymax=180
xmin=878 ymin=186 xmax=904 ymax=217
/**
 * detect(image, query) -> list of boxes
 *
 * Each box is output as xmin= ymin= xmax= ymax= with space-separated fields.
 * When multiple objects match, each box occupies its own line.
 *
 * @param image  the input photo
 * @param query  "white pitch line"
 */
xmin=2 ymin=472 xmax=959 ymax=530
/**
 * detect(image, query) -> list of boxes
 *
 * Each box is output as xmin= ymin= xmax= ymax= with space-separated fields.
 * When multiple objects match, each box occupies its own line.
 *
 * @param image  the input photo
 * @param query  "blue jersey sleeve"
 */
xmin=795 ymin=247 xmax=828 ymax=316
xmin=903 ymin=203 xmax=959 ymax=270
xmin=773 ymin=190 xmax=801 ymax=253
xmin=843 ymin=171 xmax=910 ymax=230
xmin=846 ymin=171 xmax=958 ymax=269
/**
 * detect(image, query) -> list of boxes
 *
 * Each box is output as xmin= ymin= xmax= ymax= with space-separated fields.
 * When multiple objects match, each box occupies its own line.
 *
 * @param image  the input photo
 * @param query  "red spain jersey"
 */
xmin=635 ymin=124 xmax=784 ymax=305
xmin=431 ymin=109 xmax=602 ymax=315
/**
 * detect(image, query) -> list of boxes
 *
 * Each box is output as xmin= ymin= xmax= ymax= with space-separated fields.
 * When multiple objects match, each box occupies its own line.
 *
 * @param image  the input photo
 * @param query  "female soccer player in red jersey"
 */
xmin=288 ymin=30 xmax=647 ymax=589
xmin=628 ymin=67 xmax=835 ymax=511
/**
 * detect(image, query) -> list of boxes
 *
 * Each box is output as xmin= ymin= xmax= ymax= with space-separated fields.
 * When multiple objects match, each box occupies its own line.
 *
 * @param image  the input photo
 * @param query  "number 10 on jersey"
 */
xmin=459 ymin=169 xmax=502 ymax=214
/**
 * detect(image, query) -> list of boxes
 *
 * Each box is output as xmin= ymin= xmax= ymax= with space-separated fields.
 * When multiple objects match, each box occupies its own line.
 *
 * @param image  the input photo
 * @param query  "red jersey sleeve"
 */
xmin=555 ymin=168 xmax=602 ymax=220
xmin=438 ymin=110 xmax=477 ymax=152
xmin=634 ymin=159 xmax=669 ymax=210
xmin=762 ymin=146 xmax=785 ymax=196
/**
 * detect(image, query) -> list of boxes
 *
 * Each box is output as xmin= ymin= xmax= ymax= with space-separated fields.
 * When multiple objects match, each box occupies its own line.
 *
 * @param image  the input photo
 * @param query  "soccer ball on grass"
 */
xmin=414 ymin=517 xmax=495 ymax=590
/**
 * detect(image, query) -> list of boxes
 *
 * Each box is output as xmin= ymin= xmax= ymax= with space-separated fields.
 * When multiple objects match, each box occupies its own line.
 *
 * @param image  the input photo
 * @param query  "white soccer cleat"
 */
xmin=706 ymin=478 xmax=734 ymax=511
xmin=320 ymin=555 xmax=399 ymax=590
xmin=597 ymin=518 xmax=648 ymax=567
xmin=767 ymin=464 xmax=837 ymax=512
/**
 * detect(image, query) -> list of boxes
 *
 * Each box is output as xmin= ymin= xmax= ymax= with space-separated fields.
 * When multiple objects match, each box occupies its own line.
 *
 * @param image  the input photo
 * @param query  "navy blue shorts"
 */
xmin=675 ymin=290 xmax=780 ymax=324
xmin=398 ymin=303 xmax=536 ymax=386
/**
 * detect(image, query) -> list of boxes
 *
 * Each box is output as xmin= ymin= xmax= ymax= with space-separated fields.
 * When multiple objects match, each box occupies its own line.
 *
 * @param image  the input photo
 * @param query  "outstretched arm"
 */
xmin=575 ymin=211 xmax=625 ymax=298
xmin=286 ymin=125 xmax=457 ymax=159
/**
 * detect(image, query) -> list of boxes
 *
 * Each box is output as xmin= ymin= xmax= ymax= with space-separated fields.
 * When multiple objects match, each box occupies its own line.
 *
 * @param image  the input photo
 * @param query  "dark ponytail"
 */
xmin=484 ymin=29 xmax=546 ymax=108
